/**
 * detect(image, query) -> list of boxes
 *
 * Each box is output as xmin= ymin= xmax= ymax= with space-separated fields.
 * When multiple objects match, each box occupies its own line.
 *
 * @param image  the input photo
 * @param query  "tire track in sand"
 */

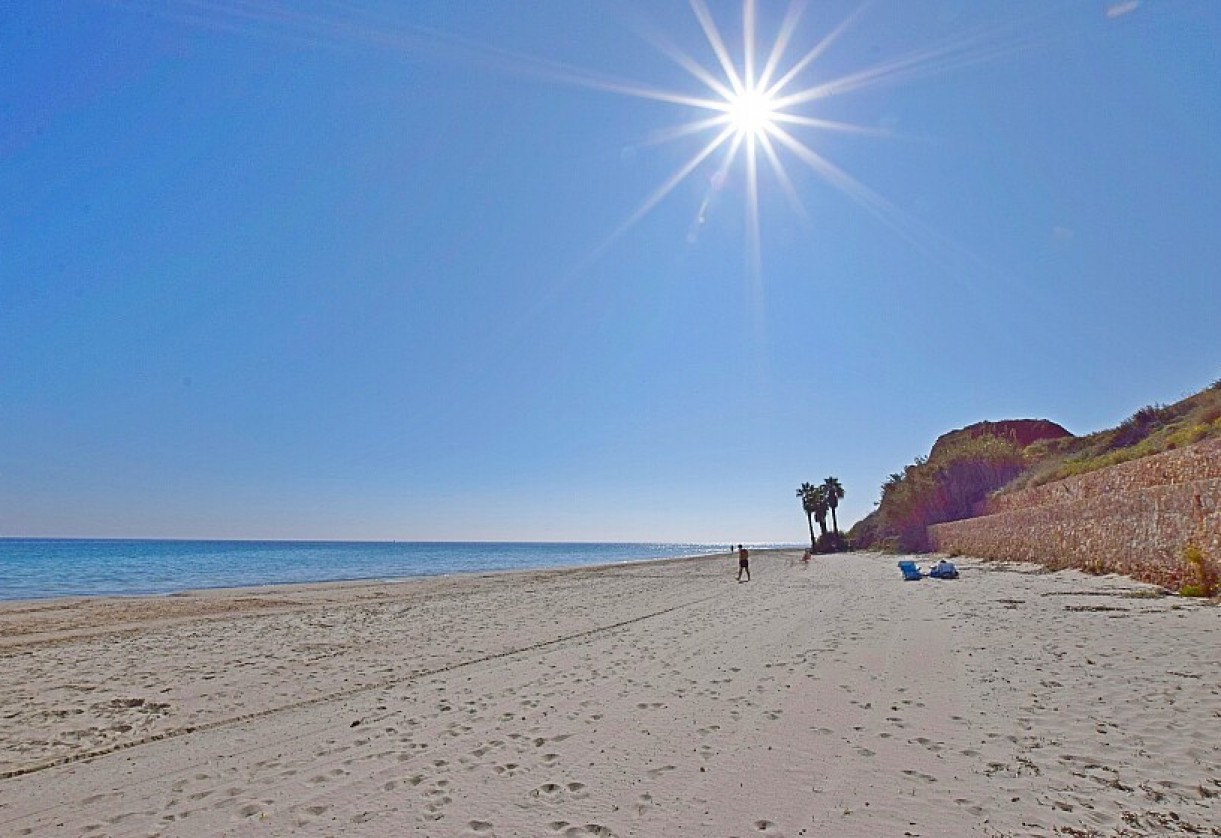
xmin=0 ymin=594 xmax=717 ymax=782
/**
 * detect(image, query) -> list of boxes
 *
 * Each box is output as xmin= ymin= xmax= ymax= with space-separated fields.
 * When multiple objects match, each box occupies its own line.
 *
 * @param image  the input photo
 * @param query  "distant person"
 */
xmin=801 ymin=548 xmax=812 ymax=566
xmin=736 ymin=544 xmax=750 ymax=582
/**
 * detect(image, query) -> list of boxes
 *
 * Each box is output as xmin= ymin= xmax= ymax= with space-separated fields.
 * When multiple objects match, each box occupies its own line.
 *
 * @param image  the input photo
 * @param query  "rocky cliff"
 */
xmin=850 ymin=419 xmax=1073 ymax=552
xmin=850 ymin=377 xmax=1221 ymax=584
xmin=928 ymin=419 xmax=1072 ymax=460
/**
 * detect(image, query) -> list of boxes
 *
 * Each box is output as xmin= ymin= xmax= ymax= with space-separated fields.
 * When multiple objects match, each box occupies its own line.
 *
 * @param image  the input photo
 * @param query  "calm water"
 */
xmin=0 ymin=540 xmax=753 ymax=601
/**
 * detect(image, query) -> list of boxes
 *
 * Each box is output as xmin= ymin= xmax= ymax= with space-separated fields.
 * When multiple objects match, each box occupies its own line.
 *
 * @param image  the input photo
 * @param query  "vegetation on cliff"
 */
xmin=849 ymin=430 xmax=1041 ymax=552
xmin=849 ymin=378 xmax=1221 ymax=553
xmin=1010 ymin=381 xmax=1221 ymax=490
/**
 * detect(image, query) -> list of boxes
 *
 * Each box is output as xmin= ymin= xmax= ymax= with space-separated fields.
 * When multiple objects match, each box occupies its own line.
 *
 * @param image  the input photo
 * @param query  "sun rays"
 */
xmin=570 ymin=0 xmax=896 ymax=295
xmin=636 ymin=0 xmax=863 ymax=239
xmin=112 ymin=0 xmax=1056 ymax=288
xmin=554 ymin=0 xmax=1072 ymax=288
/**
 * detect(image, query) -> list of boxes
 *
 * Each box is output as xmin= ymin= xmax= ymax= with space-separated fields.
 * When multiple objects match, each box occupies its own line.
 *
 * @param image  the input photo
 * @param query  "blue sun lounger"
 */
xmin=898 ymin=560 xmax=923 ymax=581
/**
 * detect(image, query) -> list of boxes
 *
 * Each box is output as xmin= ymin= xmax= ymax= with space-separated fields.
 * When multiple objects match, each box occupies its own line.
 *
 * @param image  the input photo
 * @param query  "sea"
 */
xmin=0 ymin=539 xmax=769 ymax=601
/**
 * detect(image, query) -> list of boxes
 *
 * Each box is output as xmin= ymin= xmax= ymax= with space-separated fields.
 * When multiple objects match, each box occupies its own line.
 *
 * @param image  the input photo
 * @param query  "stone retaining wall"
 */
xmin=929 ymin=439 xmax=1221 ymax=589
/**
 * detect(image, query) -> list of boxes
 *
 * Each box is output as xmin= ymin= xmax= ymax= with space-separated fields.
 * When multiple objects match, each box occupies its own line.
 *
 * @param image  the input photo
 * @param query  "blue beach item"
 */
xmin=898 ymin=560 xmax=923 ymax=581
xmin=929 ymin=560 xmax=959 ymax=579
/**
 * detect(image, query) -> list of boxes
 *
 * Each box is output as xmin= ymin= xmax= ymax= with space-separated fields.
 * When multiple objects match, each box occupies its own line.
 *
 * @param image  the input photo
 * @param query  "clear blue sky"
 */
xmin=2 ymin=1 xmax=1218 ymax=541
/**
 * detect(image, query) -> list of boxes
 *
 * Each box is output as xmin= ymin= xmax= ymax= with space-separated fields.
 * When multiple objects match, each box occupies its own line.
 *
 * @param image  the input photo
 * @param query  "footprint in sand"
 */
xmin=954 ymin=798 xmax=985 ymax=815
xmin=532 ymin=782 xmax=565 ymax=802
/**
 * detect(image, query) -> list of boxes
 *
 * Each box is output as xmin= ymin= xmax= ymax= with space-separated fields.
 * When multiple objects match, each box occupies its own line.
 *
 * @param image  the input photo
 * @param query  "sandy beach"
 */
xmin=0 ymin=550 xmax=1217 ymax=837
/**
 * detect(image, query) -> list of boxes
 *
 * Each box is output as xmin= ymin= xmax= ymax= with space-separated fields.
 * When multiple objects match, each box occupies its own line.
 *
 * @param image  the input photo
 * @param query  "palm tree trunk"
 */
xmin=806 ymin=513 xmax=816 ymax=548
xmin=830 ymin=507 xmax=839 ymax=535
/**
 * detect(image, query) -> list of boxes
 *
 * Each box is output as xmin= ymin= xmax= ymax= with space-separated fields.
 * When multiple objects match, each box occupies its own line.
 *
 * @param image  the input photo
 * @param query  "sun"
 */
xmin=499 ymin=0 xmax=1003 ymax=278
xmin=127 ymin=0 xmax=1007 ymax=283
xmin=558 ymin=0 xmax=900 ymax=268
xmin=725 ymin=87 xmax=779 ymax=138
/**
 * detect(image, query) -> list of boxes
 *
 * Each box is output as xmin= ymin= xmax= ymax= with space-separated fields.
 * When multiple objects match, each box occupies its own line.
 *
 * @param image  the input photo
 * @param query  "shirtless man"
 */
xmin=736 ymin=544 xmax=750 ymax=582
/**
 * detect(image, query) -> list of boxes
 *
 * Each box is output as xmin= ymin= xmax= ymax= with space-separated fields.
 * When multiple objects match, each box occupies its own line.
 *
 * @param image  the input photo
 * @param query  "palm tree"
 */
xmin=811 ymin=487 xmax=829 ymax=539
xmin=796 ymin=482 xmax=819 ymax=548
xmin=822 ymin=476 xmax=845 ymax=535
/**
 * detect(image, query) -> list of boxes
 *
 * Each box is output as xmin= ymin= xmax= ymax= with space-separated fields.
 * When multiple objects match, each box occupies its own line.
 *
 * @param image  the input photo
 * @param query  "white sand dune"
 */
xmin=1 ymin=551 xmax=1217 ymax=836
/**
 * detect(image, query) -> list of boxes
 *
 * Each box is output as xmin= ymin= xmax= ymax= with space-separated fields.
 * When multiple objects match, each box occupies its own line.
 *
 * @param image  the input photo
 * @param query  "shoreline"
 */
xmin=0 ymin=548 xmax=774 ymax=611
xmin=0 ymin=542 xmax=794 ymax=604
xmin=2 ymin=550 xmax=1216 ymax=835
xmin=0 ymin=551 xmax=798 ymax=649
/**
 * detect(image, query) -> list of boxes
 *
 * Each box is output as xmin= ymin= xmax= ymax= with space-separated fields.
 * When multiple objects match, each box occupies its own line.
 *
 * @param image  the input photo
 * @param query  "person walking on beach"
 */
xmin=736 ymin=544 xmax=750 ymax=582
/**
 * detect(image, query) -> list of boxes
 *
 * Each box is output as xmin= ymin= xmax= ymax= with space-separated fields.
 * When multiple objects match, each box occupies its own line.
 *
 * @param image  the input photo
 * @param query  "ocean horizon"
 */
xmin=0 ymin=539 xmax=795 ymax=601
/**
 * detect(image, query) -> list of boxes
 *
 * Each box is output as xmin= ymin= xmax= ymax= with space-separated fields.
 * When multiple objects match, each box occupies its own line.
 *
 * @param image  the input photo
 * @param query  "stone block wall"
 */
xmin=929 ymin=439 xmax=1221 ymax=589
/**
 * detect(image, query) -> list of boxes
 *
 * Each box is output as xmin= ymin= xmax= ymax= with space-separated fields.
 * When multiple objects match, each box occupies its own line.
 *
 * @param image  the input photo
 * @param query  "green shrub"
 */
xmin=1180 ymin=544 xmax=1218 ymax=597
xmin=816 ymin=532 xmax=846 ymax=553
xmin=1166 ymin=423 xmax=1210 ymax=448
xmin=1109 ymin=403 xmax=1171 ymax=450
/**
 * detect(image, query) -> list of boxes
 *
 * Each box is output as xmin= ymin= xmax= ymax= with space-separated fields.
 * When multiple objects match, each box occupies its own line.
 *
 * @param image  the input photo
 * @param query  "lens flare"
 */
xmin=125 ymin=0 xmax=1044 ymax=300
